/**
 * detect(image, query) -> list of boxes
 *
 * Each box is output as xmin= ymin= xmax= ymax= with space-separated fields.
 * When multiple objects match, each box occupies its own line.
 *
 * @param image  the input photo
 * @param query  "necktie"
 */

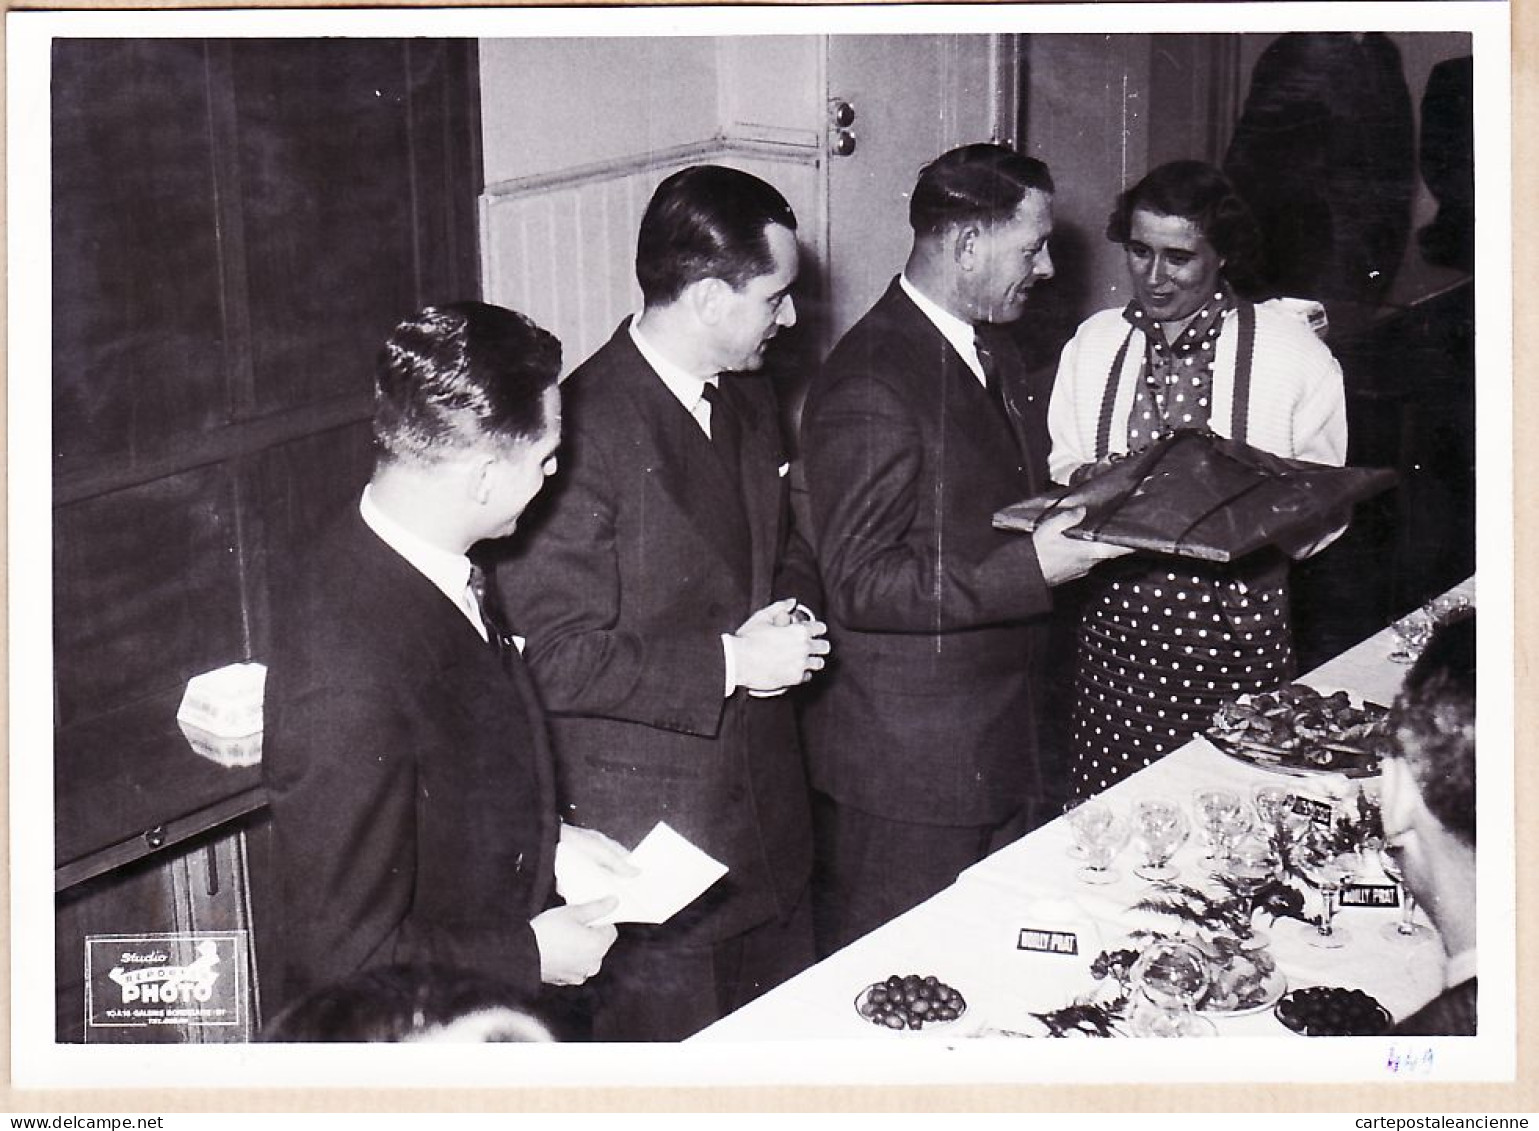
xmin=467 ymin=562 xmax=510 ymax=661
xmin=700 ymin=382 xmax=743 ymax=490
xmin=974 ymin=331 xmax=1012 ymax=424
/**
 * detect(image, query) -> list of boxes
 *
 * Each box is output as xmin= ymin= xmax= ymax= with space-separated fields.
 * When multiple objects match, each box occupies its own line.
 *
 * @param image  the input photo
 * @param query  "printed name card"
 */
xmin=1289 ymin=794 xmax=1334 ymax=826
xmin=1339 ymin=882 xmax=1400 ymax=908
xmin=1017 ymin=927 xmax=1080 ymax=956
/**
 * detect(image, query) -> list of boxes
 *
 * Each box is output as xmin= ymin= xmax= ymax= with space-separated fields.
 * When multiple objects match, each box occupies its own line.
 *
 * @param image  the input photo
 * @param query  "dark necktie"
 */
xmin=974 ymin=331 xmax=1012 ymax=425
xmin=467 ymin=561 xmax=512 ymax=663
xmin=700 ymin=382 xmax=743 ymax=490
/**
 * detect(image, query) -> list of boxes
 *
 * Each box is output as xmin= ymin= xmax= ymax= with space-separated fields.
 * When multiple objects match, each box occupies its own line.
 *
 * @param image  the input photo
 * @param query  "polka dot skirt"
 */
xmin=1068 ymin=564 xmax=1294 ymax=798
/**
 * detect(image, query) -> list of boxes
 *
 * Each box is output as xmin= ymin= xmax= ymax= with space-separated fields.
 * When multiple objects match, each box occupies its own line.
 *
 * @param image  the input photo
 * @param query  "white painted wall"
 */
xmin=479 ymin=37 xmax=721 ymax=187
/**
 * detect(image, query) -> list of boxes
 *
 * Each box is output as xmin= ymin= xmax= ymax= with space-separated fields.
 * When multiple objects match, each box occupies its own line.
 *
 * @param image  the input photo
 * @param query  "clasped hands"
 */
xmin=732 ymin=597 xmax=830 ymax=697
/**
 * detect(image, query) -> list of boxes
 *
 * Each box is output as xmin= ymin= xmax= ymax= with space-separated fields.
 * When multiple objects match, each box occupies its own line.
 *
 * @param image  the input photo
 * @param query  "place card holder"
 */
xmin=1339 ymin=883 xmax=1400 ymax=908
xmin=1016 ymin=927 xmax=1080 ymax=956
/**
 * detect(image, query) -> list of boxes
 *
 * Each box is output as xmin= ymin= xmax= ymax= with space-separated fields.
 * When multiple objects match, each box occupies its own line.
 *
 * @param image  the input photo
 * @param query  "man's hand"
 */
xmin=532 ymin=896 xmax=620 ymax=986
xmin=732 ymin=597 xmax=831 ymax=694
xmin=1031 ymin=505 xmax=1133 ymax=586
xmin=558 ymin=821 xmax=640 ymax=881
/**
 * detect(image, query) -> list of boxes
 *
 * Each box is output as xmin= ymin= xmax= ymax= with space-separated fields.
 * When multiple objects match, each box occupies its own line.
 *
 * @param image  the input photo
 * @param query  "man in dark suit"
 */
xmin=1383 ymin=610 xmax=1476 ymax=1036
xmin=494 ymin=166 xmax=830 ymax=1041
xmin=263 ymin=302 xmax=626 ymax=1023
xmin=799 ymin=144 xmax=1130 ymax=954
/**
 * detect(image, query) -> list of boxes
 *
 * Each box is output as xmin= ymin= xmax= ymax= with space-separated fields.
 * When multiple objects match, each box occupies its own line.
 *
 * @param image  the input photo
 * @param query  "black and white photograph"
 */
xmin=8 ymin=0 xmax=1518 ymax=1103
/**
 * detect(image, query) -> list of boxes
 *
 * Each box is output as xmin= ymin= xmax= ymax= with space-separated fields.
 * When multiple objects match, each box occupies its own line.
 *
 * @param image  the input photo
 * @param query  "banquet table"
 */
xmin=693 ymin=577 xmax=1475 ymax=1042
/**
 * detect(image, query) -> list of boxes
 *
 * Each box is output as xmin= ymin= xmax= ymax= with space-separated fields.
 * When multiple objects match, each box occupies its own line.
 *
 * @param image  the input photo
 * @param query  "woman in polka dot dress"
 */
xmin=1046 ymin=161 xmax=1349 ymax=798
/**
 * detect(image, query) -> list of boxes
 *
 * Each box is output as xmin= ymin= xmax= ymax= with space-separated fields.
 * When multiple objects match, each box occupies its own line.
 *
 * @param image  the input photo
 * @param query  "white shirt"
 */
xmin=629 ymin=318 xmax=720 ymax=439
xmin=628 ymin=318 xmax=739 ymax=696
xmin=899 ymin=273 xmax=988 ymax=386
xmin=359 ymin=485 xmax=487 ymax=641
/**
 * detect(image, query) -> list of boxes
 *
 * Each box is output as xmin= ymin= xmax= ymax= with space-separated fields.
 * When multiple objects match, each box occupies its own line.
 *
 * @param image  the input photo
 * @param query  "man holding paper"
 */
xmin=495 ymin=166 xmax=829 ymax=1041
xmin=263 ymin=303 xmax=629 ymax=1022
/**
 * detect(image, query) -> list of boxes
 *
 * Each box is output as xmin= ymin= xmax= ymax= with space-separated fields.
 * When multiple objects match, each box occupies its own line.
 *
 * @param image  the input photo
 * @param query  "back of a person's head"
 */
xmin=373 ymin=301 xmax=562 ymax=468
xmin=1390 ymin=610 xmax=1476 ymax=845
xmin=262 ymin=963 xmax=556 ymax=1043
xmin=908 ymin=142 xmax=1054 ymax=237
xmin=635 ymin=164 xmax=797 ymax=307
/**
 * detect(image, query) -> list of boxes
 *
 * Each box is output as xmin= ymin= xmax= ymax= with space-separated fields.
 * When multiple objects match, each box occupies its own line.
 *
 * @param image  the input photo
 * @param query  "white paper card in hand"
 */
xmin=553 ymin=821 xmax=727 ymax=926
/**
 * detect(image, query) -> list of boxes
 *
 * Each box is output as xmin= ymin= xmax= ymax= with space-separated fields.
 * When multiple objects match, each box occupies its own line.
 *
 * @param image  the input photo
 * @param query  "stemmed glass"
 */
xmin=1299 ymin=836 xmax=1355 ymax=949
xmin=1387 ymin=611 xmax=1432 ymax=664
xmin=1128 ymin=938 xmax=1217 ymax=1038
xmin=1132 ymin=798 xmax=1189 ymax=882
xmin=1071 ymin=805 xmax=1131 ymax=885
xmin=1224 ymin=831 xmax=1279 ymax=943
xmin=1252 ymin=784 xmax=1293 ymax=831
xmin=1062 ymin=795 xmax=1097 ymax=858
xmin=1193 ymin=788 xmax=1244 ymax=861
xmin=1225 ymin=832 xmax=1278 ymax=900
xmin=1378 ymin=844 xmax=1433 ymax=944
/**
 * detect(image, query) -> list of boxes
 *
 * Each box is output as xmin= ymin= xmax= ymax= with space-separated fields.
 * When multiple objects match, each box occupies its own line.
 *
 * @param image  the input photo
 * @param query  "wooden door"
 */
xmin=822 ymin=34 xmax=1019 ymax=345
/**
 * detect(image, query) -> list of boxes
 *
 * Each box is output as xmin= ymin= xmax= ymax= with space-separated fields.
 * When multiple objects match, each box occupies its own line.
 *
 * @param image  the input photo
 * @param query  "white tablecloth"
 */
xmin=694 ymin=577 xmax=1474 ymax=1042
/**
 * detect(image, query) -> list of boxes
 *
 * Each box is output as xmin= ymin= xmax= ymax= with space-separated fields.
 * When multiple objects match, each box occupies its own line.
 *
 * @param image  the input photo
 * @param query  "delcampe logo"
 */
xmin=85 ymin=932 xmax=247 ymax=1037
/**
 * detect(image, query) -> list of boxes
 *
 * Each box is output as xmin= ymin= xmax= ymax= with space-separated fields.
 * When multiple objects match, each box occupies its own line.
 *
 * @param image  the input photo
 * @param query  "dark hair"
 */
xmin=372 ymin=301 xmax=562 ymax=465
xmin=262 ymin=963 xmax=554 ymax=1043
xmin=635 ymin=165 xmax=798 ymax=306
xmin=1388 ymin=610 xmax=1476 ymax=845
xmin=1105 ymin=160 xmax=1265 ymax=291
xmin=909 ymin=143 xmax=1054 ymax=236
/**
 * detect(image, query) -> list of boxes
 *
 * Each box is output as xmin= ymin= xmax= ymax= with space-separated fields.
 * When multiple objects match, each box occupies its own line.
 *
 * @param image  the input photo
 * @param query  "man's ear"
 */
xmin=685 ymin=277 xmax=728 ymax=326
xmin=466 ymin=452 xmax=498 ymax=506
xmin=952 ymin=222 xmax=983 ymax=270
xmin=1381 ymin=756 xmax=1429 ymax=842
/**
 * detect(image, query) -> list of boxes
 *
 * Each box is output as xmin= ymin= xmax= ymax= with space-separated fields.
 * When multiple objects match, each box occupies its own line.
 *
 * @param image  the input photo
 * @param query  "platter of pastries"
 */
xmin=1206 ymin=683 xmax=1392 ymax=779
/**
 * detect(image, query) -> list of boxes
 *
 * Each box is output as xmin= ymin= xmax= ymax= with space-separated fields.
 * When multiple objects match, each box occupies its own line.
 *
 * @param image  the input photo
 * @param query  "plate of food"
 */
xmin=1274 ymin=986 xmax=1392 ymax=1036
xmin=1207 ymin=683 xmax=1392 ymax=778
xmin=1186 ymin=933 xmax=1288 ymax=1016
xmin=1203 ymin=963 xmax=1287 ymax=1016
xmin=855 ymin=973 xmax=968 ymax=1033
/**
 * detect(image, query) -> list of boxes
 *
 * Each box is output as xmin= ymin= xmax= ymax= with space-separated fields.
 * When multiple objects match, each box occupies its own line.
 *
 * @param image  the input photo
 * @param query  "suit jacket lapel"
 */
xmin=612 ymin=331 xmax=753 ymax=589
xmin=880 ymin=286 xmax=1043 ymax=494
xmin=896 ymin=292 xmax=1027 ymax=476
xmin=504 ymin=646 xmax=559 ymax=900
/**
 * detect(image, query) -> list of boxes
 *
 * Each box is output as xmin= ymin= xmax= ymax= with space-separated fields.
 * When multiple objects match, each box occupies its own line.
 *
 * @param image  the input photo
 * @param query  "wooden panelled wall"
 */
xmin=52 ymin=38 xmax=483 ymax=832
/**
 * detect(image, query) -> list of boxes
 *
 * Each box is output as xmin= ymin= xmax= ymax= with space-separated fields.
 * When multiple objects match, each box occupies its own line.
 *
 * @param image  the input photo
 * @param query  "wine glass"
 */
xmin=1378 ymin=844 xmax=1433 ymax=944
xmin=1062 ymin=795 xmax=1100 ymax=859
xmin=1387 ymin=610 xmax=1432 ymax=664
xmin=1252 ymin=784 xmax=1292 ymax=830
xmin=1074 ymin=807 xmax=1132 ymax=886
xmin=1132 ymin=798 xmax=1189 ymax=882
xmin=1193 ymin=788 xmax=1243 ymax=860
xmin=1225 ymin=832 xmax=1277 ymax=898
xmin=1064 ymin=797 xmax=1113 ymax=862
xmin=1211 ymin=805 xmax=1253 ymax=867
xmin=1129 ymin=938 xmax=1216 ymax=1037
xmin=1299 ymin=837 xmax=1355 ymax=949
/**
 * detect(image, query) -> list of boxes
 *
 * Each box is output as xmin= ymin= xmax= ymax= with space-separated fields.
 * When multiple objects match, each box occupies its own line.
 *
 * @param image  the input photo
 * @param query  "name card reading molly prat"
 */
xmin=1017 ymin=928 xmax=1080 ymax=956
xmin=1339 ymin=883 xmax=1400 ymax=908
xmin=1289 ymin=795 xmax=1335 ymax=827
